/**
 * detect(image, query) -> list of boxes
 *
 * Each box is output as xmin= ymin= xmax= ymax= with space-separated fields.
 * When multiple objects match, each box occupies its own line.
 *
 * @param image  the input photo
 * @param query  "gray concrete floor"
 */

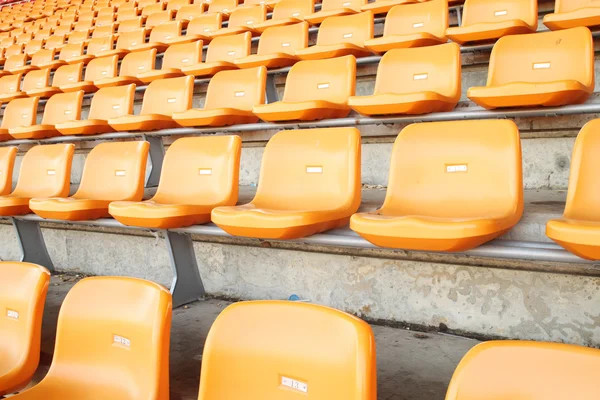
xmin=29 ymin=275 xmax=479 ymax=400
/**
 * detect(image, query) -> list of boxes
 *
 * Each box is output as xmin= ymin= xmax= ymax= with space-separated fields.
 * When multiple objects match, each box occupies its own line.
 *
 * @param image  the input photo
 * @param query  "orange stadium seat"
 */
xmin=304 ymin=0 xmax=366 ymax=25
xmin=0 ymin=144 xmax=74 ymax=216
xmin=253 ymin=55 xmax=356 ymax=122
xmin=2 ymin=54 xmax=37 ymax=75
xmin=365 ymin=0 xmax=448 ymax=53
xmin=30 ymin=141 xmax=149 ymax=220
xmin=117 ymin=7 xmax=142 ymax=21
xmin=544 ymin=0 xmax=600 ymax=30
xmin=142 ymin=2 xmax=166 ymax=17
xmin=0 ymin=147 xmax=16 ymax=190
xmin=24 ymin=39 xmax=45 ymax=56
xmin=145 ymin=9 xmax=177 ymax=28
xmin=445 ymin=341 xmax=600 ymax=400
xmin=44 ymin=34 xmax=66 ymax=50
xmin=84 ymin=35 xmax=118 ymax=57
xmin=136 ymin=20 xmax=187 ymax=51
xmin=212 ymin=127 xmax=361 ymax=239
xmin=211 ymin=4 xmax=267 ymax=37
xmin=446 ymin=0 xmax=538 ymax=44
xmin=10 ymin=91 xmax=84 ymax=139
xmin=234 ymin=21 xmax=308 ymax=68
xmin=348 ymin=43 xmax=461 ymax=115
xmin=173 ymin=66 xmax=266 ymax=126
xmin=138 ymin=40 xmax=202 ymax=83
xmin=109 ymin=75 xmax=194 ymax=131
xmin=0 ymin=72 xmax=25 ymax=102
xmin=30 ymin=49 xmax=66 ymax=70
xmin=56 ymin=84 xmax=135 ymax=135
xmin=0 ymin=262 xmax=50 ymax=397
xmin=53 ymin=62 xmax=98 ymax=93
xmin=360 ymin=0 xmax=416 ymax=14
xmin=92 ymin=24 xmax=118 ymax=38
xmin=7 ymin=277 xmax=172 ymax=399
xmin=117 ymin=16 xmax=145 ymax=33
xmin=95 ymin=13 xmax=117 ymax=27
xmin=295 ymin=11 xmax=372 ymax=60
xmin=181 ymin=31 xmax=251 ymax=76
xmin=95 ymin=48 xmax=157 ymax=88
xmin=110 ymin=136 xmax=241 ymax=228
xmin=58 ymin=42 xmax=95 ymax=64
xmin=351 ymin=119 xmax=523 ymax=252
xmin=60 ymin=55 xmax=119 ymax=92
xmin=68 ymin=30 xmax=92 ymax=46
xmin=3 ymin=43 xmax=23 ymax=59
xmin=169 ymin=15 xmax=218 ymax=44
xmin=197 ymin=301 xmax=376 ymax=399
xmin=96 ymin=28 xmax=151 ymax=57
xmin=468 ymin=27 xmax=594 ymax=109
xmin=176 ymin=4 xmax=212 ymax=22
xmin=168 ymin=0 xmax=193 ymax=12
xmin=242 ymin=0 xmax=280 ymax=10
xmin=23 ymin=69 xmax=60 ymax=98
xmin=207 ymin=0 xmax=239 ymax=18
xmin=252 ymin=0 xmax=314 ymax=32
xmin=547 ymin=119 xmax=600 ymax=260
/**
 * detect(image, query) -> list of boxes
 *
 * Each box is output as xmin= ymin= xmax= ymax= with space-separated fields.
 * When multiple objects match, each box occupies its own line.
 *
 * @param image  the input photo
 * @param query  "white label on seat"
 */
xmin=112 ymin=104 xmax=120 ymax=109
xmin=8 ymin=85 xmax=14 ymax=90
xmin=227 ymin=51 xmax=235 ymax=56
xmin=198 ymin=168 xmax=212 ymax=175
xmin=246 ymin=20 xmax=254 ymax=24
xmin=64 ymin=109 xmax=72 ymax=115
xmin=281 ymin=376 xmax=308 ymax=393
xmin=533 ymin=62 xmax=551 ymax=69
xmin=101 ymin=46 xmax=107 ymax=50
xmin=412 ymin=22 xmax=424 ymax=28
xmin=222 ymin=8 xmax=228 ymax=11
xmin=115 ymin=170 xmax=126 ymax=176
xmin=343 ymin=33 xmax=352 ymax=38
xmin=292 ymin=12 xmax=300 ymax=16
xmin=165 ymin=35 xmax=172 ymax=39
xmin=102 ymin=70 xmax=108 ymax=75
xmin=167 ymin=97 xmax=176 ymax=103
xmin=281 ymin=42 xmax=290 ymax=47
xmin=7 ymin=309 xmax=19 ymax=320
xmin=317 ymin=83 xmax=329 ymax=89
xmin=446 ymin=164 xmax=468 ymax=173
xmin=182 ymin=58 xmax=189 ymax=63
xmin=47 ymin=169 xmax=56 ymax=175
xmin=113 ymin=334 xmax=131 ymax=348
xmin=21 ymin=113 xmax=28 ymax=118
xmin=68 ymin=76 xmax=74 ymax=81
xmin=138 ymin=65 xmax=145 ymax=70
xmin=204 ymin=28 xmax=211 ymax=32
xmin=413 ymin=73 xmax=428 ymax=80
xmin=235 ymin=91 xmax=245 ymax=97
xmin=131 ymin=42 xmax=137 ymax=46
xmin=494 ymin=10 xmax=507 ymax=16
xmin=306 ymin=166 xmax=322 ymax=173
xmin=342 ymin=1 xmax=350 ymax=5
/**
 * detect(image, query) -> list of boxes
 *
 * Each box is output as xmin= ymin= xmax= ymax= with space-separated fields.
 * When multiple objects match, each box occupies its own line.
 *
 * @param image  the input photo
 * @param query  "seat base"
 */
xmin=0 ymin=92 xmax=27 ymax=102
xmin=137 ymin=68 xmax=185 ymax=83
xmin=348 ymin=92 xmax=457 ymax=115
xmin=109 ymin=201 xmax=213 ymax=229
xmin=365 ymin=33 xmax=447 ymax=54
xmin=94 ymin=76 xmax=143 ymax=88
xmin=543 ymin=8 xmax=600 ymax=31
xmin=29 ymin=197 xmax=111 ymax=221
xmin=547 ymin=217 xmax=600 ymax=260
xmin=9 ymin=125 xmax=61 ymax=139
xmin=65 ymin=55 xmax=94 ymax=64
xmin=234 ymin=53 xmax=298 ymax=69
xmin=108 ymin=114 xmax=179 ymax=131
xmin=0 ymin=195 xmax=32 ymax=216
xmin=166 ymin=34 xmax=211 ymax=45
xmin=252 ymin=17 xmax=303 ymax=33
xmin=25 ymin=87 xmax=62 ymax=98
xmin=173 ymin=108 xmax=258 ymax=127
xmin=295 ymin=43 xmax=371 ymax=60
xmin=304 ymin=8 xmax=358 ymax=25
xmin=253 ymin=100 xmax=351 ymax=122
xmin=360 ymin=0 xmax=417 ymax=14
xmin=216 ymin=217 xmax=350 ymax=239
xmin=94 ymin=48 xmax=131 ymax=59
xmin=59 ymin=81 xmax=98 ymax=93
xmin=33 ymin=60 xmax=67 ymax=70
xmin=129 ymin=42 xmax=169 ymax=53
xmin=446 ymin=20 xmax=536 ymax=44
xmin=181 ymin=61 xmax=237 ymax=77
xmin=56 ymin=119 xmax=114 ymax=135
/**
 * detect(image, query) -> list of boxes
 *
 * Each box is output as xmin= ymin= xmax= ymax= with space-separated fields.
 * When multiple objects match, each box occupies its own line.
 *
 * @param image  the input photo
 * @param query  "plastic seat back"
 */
xmin=88 ymin=84 xmax=136 ymax=121
xmin=58 ymin=42 xmax=85 ymax=62
xmin=4 ymin=43 xmax=23 ymax=58
xmin=186 ymin=13 xmax=222 ymax=36
xmin=11 ymin=143 xmax=75 ymax=198
xmin=84 ymin=55 xmax=119 ymax=81
xmin=34 ymin=28 xmax=52 ymax=41
xmin=22 ymin=69 xmax=51 ymax=92
xmin=446 ymin=341 xmax=600 ymax=400
xmin=461 ymin=0 xmax=537 ymax=28
xmin=162 ymin=40 xmax=202 ymax=70
xmin=208 ymin=0 xmax=238 ymax=13
xmin=374 ymin=43 xmax=460 ymax=100
xmin=167 ymin=0 xmax=192 ymax=12
xmin=30 ymin=49 xmax=55 ymax=68
xmin=146 ymin=9 xmax=175 ymax=27
xmin=382 ymin=120 xmax=522 ymax=219
xmin=117 ymin=29 xmax=148 ymax=49
xmin=119 ymin=48 xmax=157 ymax=76
xmin=148 ymin=20 xmax=183 ymax=42
xmin=117 ymin=16 xmax=144 ymax=33
xmin=4 ymin=54 xmax=28 ymax=72
xmin=40 ymin=91 xmax=84 ymax=126
xmin=0 ymin=73 xmax=22 ymax=96
xmin=257 ymin=21 xmax=308 ymax=55
xmin=74 ymin=141 xmax=149 ymax=201
xmin=0 ymin=262 xmax=50 ymax=396
xmin=321 ymin=0 xmax=364 ymax=12
xmin=52 ymin=63 xmax=84 ymax=87
xmin=93 ymin=24 xmax=117 ymax=38
xmin=252 ymin=127 xmax=360 ymax=211
xmin=73 ymin=19 xmax=93 ymax=32
xmin=487 ymin=27 xmax=593 ymax=89
xmin=316 ymin=11 xmax=373 ymax=47
xmin=117 ymin=7 xmax=141 ymax=21
xmin=205 ymin=66 xmax=266 ymax=112
xmin=87 ymin=35 xmax=116 ymax=56
xmin=24 ymin=40 xmax=44 ymax=55
xmin=0 ymin=147 xmax=17 ymax=195
xmin=140 ymin=75 xmax=194 ymax=116
xmin=552 ymin=0 xmax=595 ymax=13
xmin=15 ymin=32 xmax=32 ymax=44
xmin=153 ymin=136 xmax=241 ymax=205
xmin=176 ymin=4 xmax=208 ymax=21
xmin=68 ymin=30 xmax=91 ymax=45
xmin=228 ymin=4 xmax=267 ymax=28
xmin=271 ymin=0 xmax=314 ymax=21
xmin=205 ymin=31 xmax=251 ymax=62
xmin=383 ymin=0 xmax=448 ymax=39
xmin=1 ymin=97 xmax=38 ymax=131
xmin=38 ymin=277 xmax=171 ymax=399
xmin=95 ymin=13 xmax=117 ymax=27
xmin=198 ymin=301 xmax=376 ymax=400
xmin=282 ymin=55 xmax=356 ymax=105
xmin=142 ymin=2 xmax=165 ymax=17
xmin=44 ymin=34 xmax=66 ymax=50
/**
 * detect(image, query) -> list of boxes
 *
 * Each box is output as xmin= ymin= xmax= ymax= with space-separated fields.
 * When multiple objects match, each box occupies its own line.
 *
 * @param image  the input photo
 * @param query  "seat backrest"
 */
xmin=78 ymin=9 xmax=97 ymax=20
xmin=15 ymin=31 xmax=31 ymax=44
xmin=253 ymin=127 xmax=361 ymax=211
xmin=88 ymin=83 xmax=136 ymax=121
xmin=186 ymin=13 xmax=222 ymax=36
xmin=84 ymin=54 xmax=119 ymax=82
xmin=117 ymin=16 xmax=143 ymax=32
xmin=176 ymin=4 xmax=208 ymax=21
xmin=383 ymin=0 xmax=447 ymax=39
xmin=316 ymin=11 xmax=372 ymax=47
xmin=0 ymin=146 xmax=17 ymax=195
xmin=205 ymin=66 xmax=266 ymax=111
xmin=374 ymin=43 xmax=460 ymax=101
xmin=208 ymin=0 xmax=238 ymax=14
xmin=119 ymin=48 xmax=157 ymax=77
xmin=11 ymin=143 xmax=74 ymax=198
xmin=68 ymin=29 xmax=91 ymax=45
xmin=162 ymin=40 xmax=203 ymax=70
xmin=94 ymin=25 xmax=118 ymax=39
xmin=446 ymin=341 xmax=600 ymax=400
xmin=0 ymin=72 xmax=22 ymax=96
xmin=258 ymin=21 xmax=308 ymax=55
xmin=228 ymin=4 xmax=266 ymax=28
xmin=4 ymin=43 xmax=23 ymax=58
xmin=461 ymin=0 xmax=537 ymax=28
xmin=382 ymin=120 xmax=522 ymax=219
xmin=117 ymin=7 xmax=140 ymax=21
xmin=52 ymin=62 xmax=84 ymax=87
xmin=30 ymin=49 xmax=56 ymax=68
xmin=24 ymin=39 xmax=44 ymax=55
xmin=198 ymin=301 xmax=376 ymax=400
xmin=116 ymin=29 xmax=148 ymax=49
xmin=167 ymin=0 xmax=192 ymax=12
xmin=205 ymin=31 xmax=252 ymax=63
xmin=44 ymin=34 xmax=66 ymax=50
xmin=4 ymin=54 xmax=27 ymax=72
xmin=74 ymin=141 xmax=149 ymax=201
xmin=58 ymin=42 xmax=84 ymax=61
xmin=153 ymin=136 xmax=241 ymax=206
xmin=34 ymin=29 xmax=52 ymax=41
xmin=140 ymin=75 xmax=194 ymax=116
xmin=53 ymin=23 xmax=73 ymax=36
xmin=86 ymin=35 xmax=116 ymax=56
xmin=321 ymin=0 xmax=365 ymax=12
xmin=41 ymin=277 xmax=171 ymax=399
xmin=142 ymin=1 xmax=165 ymax=16
xmin=282 ymin=55 xmax=356 ymax=105
xmin=73 ymin=19 xmax=93 ymax=31
xmin=95 ymin=13 xmax=117 ymax=26
xmin=40 ymin=91 xmax=84 ymax=126
xmin=148 ymin=20 xmax=183 ymax=42
xmin=146 ymin=9 xmax=175 ymax=27
xmin=22 ymin=69 xmax=50 ymax=92
xmin=561 ymin=119 xmax=600 ymax=220
xmin=553 ymin=0 xmax=594 ymax=13
xmin=487 ymin=27 xmax=593 ymax=89
xmin=0 ymin=261 xmax=50 ymax=394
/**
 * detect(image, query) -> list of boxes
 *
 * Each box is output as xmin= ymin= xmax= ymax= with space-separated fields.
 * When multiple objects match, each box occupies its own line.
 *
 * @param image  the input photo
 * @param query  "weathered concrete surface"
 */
xmin=26 ymin=275 xmax=478 ymax=400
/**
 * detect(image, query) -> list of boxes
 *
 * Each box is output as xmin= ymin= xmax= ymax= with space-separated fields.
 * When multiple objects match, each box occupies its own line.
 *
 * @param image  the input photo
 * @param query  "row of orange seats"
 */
xmin=0 ymin=120 xmax=597 ymax=259
xmin=2 ymin=261 xmax=600 ymax=398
